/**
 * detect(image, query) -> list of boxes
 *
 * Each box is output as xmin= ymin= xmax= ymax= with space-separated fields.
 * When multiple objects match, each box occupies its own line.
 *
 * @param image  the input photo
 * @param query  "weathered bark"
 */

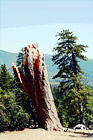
xmin=12 ymin=44 xmax=63 ymax=131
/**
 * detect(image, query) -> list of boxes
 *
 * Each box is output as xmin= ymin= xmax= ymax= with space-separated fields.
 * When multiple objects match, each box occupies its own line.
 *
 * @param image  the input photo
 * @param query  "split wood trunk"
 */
xmin=12 ymin=44 xmax=63 ymax=131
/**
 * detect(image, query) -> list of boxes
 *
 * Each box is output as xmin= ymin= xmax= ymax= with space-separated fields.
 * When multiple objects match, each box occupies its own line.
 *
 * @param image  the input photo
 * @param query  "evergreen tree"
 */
xmin=52 ymin=29 xmax=89 ymax=127
xmin=0 ymin=64 xmax=14 ymax=91
xmin=16 ymin=48 xmax=25 ymax=72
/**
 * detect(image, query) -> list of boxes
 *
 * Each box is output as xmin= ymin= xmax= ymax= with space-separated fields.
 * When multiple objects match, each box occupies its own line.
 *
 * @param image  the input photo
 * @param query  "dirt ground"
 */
xmin=0 ymin=128 xmax=93 ymax=140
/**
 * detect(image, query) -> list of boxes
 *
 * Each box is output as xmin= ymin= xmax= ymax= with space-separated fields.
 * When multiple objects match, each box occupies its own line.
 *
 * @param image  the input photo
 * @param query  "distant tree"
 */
xmin=0 ymin=64 xmax=14 ymax=91
xmin=16 ymin=48 xmax=25 ymax=72
xmin=52 ymin=29 xmax=89 ymax=127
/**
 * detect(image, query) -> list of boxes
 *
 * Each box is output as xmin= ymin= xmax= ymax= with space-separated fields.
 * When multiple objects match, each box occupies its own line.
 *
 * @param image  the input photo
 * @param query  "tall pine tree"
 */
xmin=52 ymin=29 xmax=89 ymax=127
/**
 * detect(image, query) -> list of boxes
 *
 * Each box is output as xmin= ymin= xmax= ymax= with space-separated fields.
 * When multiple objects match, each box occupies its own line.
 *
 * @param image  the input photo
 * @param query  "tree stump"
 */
xmin=12 ymin=44 xmax=63 ymax=131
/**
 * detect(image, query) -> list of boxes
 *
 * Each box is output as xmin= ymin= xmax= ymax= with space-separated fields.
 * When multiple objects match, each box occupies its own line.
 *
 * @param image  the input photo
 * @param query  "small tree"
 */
xmin=0 ymin=64 xmax=13 ymax=91
xmin=52 ymin=29 xmax=88 ymax=126
xmin=16 ymin=48 xmax=25 ymax=72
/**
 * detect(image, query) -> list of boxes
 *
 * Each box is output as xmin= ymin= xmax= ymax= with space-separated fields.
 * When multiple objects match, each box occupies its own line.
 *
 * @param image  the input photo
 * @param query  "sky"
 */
xmin=0 ymin=0 xmax=93 ymax=58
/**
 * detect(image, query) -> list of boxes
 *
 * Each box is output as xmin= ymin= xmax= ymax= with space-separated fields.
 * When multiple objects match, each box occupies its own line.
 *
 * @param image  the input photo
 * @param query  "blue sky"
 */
xmin=0 ymin=0 xmax=93 ymax=58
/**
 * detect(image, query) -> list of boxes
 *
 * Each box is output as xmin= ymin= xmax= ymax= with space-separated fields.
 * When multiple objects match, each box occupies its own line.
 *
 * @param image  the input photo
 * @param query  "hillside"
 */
xmin=0 ymin=50 xmax=93 ymax=87
xmin=0 ymin=50 xmax=17 ymax=75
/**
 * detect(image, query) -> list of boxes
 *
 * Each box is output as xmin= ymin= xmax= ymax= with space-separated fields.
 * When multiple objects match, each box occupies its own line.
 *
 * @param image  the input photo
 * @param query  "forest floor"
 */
xmin=0 ymin=128 xmax=93 ymax=140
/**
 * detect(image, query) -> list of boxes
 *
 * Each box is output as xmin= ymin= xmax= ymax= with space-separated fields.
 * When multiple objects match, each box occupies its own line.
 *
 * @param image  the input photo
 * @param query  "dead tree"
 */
xmin=12 ymin=44 xmax=63 ymax=131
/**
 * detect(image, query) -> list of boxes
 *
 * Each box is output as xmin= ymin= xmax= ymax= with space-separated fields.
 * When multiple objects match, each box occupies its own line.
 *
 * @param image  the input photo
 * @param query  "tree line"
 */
xmin=0 ymin=29 xmax=93 ymax=132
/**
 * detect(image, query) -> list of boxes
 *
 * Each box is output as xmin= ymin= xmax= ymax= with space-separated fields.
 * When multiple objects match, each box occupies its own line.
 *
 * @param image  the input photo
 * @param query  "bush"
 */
xmin=0 ymin=91 xmax=30 ymax=132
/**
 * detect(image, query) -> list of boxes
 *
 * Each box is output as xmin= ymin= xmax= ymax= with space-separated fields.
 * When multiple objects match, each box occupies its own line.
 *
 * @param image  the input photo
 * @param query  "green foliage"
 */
xmin=52 ymin=29 xmax=93 ymax=128
xmin=0 ymin=91 xmax=30 ymax=132
xmin=0 ymin=64 xmax=14 ymax=91
xmin=0 ymin=64 xmax=30 ymax=132
xmin=52 ymin=86 xmax=93 ymax=129
xmin=52 ymin=30 xmax=88 ymax=80
xmin=16 ymin=48 xmax=25 ymax=72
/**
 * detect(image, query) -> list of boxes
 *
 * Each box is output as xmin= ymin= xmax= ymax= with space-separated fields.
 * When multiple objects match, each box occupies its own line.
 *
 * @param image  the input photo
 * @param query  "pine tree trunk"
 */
xmin=12 ymin=44 xmax=63 ymax=131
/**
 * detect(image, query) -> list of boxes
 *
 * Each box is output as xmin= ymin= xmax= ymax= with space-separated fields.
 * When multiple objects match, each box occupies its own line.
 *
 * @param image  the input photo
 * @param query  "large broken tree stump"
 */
xmin=12 ymin=44 xmax=63 ymax=131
